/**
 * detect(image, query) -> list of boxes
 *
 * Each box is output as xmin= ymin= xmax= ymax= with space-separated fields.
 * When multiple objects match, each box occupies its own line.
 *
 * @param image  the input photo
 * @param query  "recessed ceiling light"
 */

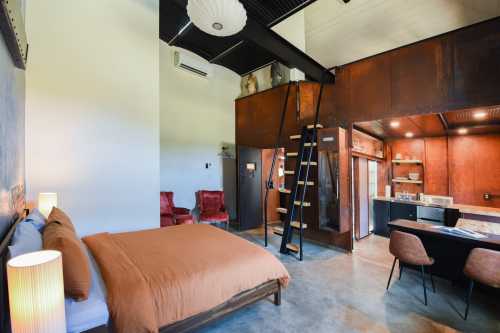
xmin=405 ymin=132 xmax=414 ymax=138
xmin=390 ymin=120 xmax=400 ymax=128
xmin=473 ymin=111 xmax=487 ymax=120
xmin=458 ymin=128 xmax=468 ymax=135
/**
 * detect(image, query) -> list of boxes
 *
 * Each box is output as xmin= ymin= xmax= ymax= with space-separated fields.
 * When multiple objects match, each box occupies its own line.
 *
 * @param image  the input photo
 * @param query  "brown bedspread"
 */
xmin=83 ymin=224 xmax=290 ymax=333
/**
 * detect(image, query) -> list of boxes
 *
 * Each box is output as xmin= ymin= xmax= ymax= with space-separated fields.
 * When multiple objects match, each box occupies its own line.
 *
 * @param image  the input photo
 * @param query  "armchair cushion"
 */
xmin=200 ymin=211 xmax=229 ymax=223
xmin=173 ymin=207 xmax=190 ymax=215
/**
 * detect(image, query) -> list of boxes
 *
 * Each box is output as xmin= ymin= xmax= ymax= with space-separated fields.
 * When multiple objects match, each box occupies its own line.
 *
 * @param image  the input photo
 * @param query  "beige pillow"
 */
xmin=43 ymin=222 xmax=91 ymax=301
xmin=47 ymin=207 xmax=76 ymax=232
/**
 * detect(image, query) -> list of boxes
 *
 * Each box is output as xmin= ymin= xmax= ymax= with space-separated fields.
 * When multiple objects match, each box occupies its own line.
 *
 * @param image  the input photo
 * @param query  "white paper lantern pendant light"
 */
xmin=187 ymin=0 xmax=248 ymax=37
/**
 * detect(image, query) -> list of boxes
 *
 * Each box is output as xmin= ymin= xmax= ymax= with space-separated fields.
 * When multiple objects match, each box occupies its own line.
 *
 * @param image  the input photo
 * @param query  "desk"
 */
xmin=388 ymin=220 xmax=500 ymax=284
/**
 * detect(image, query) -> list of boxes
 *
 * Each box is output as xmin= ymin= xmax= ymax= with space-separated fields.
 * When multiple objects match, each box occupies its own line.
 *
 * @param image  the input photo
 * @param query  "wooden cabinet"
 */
xmin=448 ymin=19 xmax=500 ymax=109
xmin=373 ymin=199 xmax=390 ymax=237
xmin=390 ymin=202 xmax=417 ymax=221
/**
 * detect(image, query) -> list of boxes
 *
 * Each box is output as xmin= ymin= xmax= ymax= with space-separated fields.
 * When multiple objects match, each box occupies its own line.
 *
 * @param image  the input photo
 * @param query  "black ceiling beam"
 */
xmin=241 ymin=18 xmax=334 ymax=83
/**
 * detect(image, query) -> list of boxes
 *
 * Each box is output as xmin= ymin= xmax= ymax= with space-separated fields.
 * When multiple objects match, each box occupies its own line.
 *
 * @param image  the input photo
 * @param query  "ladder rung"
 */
xmin=294 ymin=201 xmax=311 ymax=207
xmin=290 ymin=134 xmax=301 ymax=140
xmin=297 ymin=181 xmax=315 ymax=186
xmin=277 ymin=207 xmax=288 ymax=214
xmin=307 ymin=124 xmax=324 ymax=129
xmin=291 ymin=221 xmax=307 ymax=229
xmin=279 ymin=188 xmax=291 ymax=194
xmin=304 ymin=142 xmax=317 ymax=147
xmin=286 ymin=243 xmax=300 ymax=253
xmin=301 ymin=161 xmax=317 ymax=166
xmin=286 ymin=152 xmax=298 ymax=157
xmin=273 ymin=226 xmax=284 ymax=236
xmin=284 ymin=170 xmax=295 ymax=175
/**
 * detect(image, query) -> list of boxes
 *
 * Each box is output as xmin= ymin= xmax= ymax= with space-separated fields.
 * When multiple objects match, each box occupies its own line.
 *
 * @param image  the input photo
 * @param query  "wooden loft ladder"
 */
xmin=264 ymin=76 xmax=328 ymax=261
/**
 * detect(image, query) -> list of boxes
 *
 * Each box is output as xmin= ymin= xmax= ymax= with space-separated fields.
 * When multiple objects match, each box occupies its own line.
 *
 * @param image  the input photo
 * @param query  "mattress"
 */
xmin=65 ymin=244 xmax=109 ymax=333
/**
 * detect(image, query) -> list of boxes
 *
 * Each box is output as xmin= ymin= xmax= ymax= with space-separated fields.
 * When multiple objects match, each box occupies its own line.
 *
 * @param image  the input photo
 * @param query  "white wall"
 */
xmin=160 ymin=43 xmax=240 ymax=211
xmin=25 ymin=0 xmax=159 ymax=236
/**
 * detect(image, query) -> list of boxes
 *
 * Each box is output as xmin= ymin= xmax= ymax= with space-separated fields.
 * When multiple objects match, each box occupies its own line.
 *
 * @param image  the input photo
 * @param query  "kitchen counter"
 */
xmin=374 ymin=197 xmax=500 ymax=218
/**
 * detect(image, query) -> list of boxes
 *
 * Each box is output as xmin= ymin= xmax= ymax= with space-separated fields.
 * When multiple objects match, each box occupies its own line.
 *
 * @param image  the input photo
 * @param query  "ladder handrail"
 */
xmin=279 ymin=71 xmax=328 ymax=259
xmin=264 ymin=81 xmax=293 ymax=247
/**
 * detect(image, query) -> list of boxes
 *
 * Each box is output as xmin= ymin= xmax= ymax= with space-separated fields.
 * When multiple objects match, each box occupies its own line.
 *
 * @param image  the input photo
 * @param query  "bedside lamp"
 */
xmin=38 ymin=192 xmax=58 ymax=218
xmin=7 ymin=250 xmax=66 ymax=333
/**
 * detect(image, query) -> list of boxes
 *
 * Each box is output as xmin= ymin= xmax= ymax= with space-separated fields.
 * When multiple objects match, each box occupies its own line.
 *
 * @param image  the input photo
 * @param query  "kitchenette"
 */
xmin=351 ymin=108 xmax=500 ymax=241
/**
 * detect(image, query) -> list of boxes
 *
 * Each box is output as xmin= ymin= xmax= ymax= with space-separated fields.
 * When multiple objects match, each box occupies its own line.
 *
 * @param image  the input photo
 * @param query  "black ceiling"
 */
xmin=160 ymin=0 xmax=334 ymax=82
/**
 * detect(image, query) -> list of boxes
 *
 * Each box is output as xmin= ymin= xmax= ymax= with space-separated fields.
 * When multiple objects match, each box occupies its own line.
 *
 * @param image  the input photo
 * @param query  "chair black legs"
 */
xmin=429 ymin=267 xmax=436 ymax=293
xmin=389 ymin=260 xmax=434 ymax=306
xmin=387 ymin=257 xmax=397 ymax=290
xmin=464 ymin=280 xmax=474 ymax=320
xmin=421 ymin=265 xmax=428 ymax=306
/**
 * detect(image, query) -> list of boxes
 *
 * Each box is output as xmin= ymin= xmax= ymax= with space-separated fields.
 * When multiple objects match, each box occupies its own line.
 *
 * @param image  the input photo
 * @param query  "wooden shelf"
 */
xmin=392 ymin=160 xmax=423 ymax=164
xmin=392 ymin=179 xmax=423 ymax=184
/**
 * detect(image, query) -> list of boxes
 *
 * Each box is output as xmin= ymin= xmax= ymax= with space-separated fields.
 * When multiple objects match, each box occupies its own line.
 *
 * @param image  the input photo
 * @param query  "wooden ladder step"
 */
xmin=304 ymin=142 xmax=317 ymax=147
xmin=297 ymin=181 xmax=315 ymax=186
xmin=301 ymin=161 xmax=317 ymax=166
xmin=291 ymin=221 xmax=307 ymax=229
xmin=294 ymin=201 xmax=311 ymax=207
xmin=273 ymin=226 xmax=284 ymax=236
xmin=290 ymin=134 xmax=301 ymax=140
xmin=284 ymin=170 xmax=295 ymax=175
xmin=286 ymin=243 xmax=300 ymax=253
xmin=286 ymin=152 xmax=298 ymax=157
xmin=276 ymin=207 xmax=288 ymax=214
xmin=307 ymin=124 xmax=324 ymax=129
xmin=279 ymin=188 xmax=291 ymax=194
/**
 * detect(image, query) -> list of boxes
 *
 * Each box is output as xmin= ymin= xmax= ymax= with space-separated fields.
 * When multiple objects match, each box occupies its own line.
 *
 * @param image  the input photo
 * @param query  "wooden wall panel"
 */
xmin=261 ymin=149 xmax=282 ymax=222
xmin=235 ymin=84 xmax=300 ymax=148
xmin=348 ymin=56 xmax=391 ymax=123
xmin=449 ymin=134 xmax=500 ymax=207
xmin=424 ymin=137 xmax=449 ymax=196
xmin=449 ymin=19 xmax=500 ymax=109
xmin=390 ymin=39 xmax=447 ymax=114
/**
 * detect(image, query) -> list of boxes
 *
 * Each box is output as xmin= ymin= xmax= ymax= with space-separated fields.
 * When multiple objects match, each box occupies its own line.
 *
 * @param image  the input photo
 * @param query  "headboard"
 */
xmin=0 ymin=213 xmax=23 ymax=333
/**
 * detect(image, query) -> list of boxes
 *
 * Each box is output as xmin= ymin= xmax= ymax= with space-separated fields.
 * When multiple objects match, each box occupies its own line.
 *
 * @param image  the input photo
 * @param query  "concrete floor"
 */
xmin=198 ymin=228 xmax=500 ymax=333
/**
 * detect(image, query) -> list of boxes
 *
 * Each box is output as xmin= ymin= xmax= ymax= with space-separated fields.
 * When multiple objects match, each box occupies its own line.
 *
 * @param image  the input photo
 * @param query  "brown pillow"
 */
xmin=47 ymin=207 xmax=76 ymax=232
xmin=43 ymin=222 xmax=91 ymax=301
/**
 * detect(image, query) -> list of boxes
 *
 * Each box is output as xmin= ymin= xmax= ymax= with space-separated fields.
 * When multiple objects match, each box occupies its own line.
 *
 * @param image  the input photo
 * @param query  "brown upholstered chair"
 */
xmin=463 ymin=248 xmax=500 ymax=320
xmin=386 ymin=230 xmax=435 ymax=305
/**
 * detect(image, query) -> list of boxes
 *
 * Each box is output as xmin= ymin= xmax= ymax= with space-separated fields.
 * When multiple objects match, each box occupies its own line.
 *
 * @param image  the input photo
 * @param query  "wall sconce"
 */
xmin=38 ymin=193 xmax=58 ymax=218
xmin=7 ymin=250 xmax=66 ymax=333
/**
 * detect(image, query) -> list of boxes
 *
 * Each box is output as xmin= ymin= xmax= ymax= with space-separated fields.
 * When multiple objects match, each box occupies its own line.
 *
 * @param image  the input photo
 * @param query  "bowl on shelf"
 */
xmin=408 ymin=173 xmax=420 ymax=181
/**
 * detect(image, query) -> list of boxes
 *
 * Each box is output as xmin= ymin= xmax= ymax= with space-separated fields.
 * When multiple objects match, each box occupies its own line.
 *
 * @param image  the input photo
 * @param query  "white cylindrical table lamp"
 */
xmin=7 ymin=250 xmax=66 ymax=333
xmin=38 ymin=192 xmax=58 ymax=218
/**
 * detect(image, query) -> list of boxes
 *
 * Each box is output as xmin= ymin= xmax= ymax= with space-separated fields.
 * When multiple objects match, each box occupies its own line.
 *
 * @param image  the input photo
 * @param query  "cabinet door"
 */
xmin=449 ymin=19 xmax=500 ymax=109
xmin=373 ymin=200 xmax=390 ymax=237
xmin=390 ymin=202 xmax=417 ymax=221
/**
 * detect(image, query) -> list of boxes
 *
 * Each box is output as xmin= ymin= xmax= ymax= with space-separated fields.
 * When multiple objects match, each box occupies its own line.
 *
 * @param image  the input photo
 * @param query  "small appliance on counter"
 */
xmin=422 ymin=195 xmax=454 ymax=206
xmin=395 ymin=192 xmax=417 ymax=201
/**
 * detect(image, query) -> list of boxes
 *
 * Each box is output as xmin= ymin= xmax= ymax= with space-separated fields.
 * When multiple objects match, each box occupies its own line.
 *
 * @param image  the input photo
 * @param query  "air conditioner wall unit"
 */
xmin=174 ymin=50 xmax=213 ymax=78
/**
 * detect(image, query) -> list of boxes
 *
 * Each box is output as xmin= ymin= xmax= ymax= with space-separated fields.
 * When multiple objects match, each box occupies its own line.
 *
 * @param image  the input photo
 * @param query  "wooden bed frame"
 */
xmin=0 ymin=215 xmax=282 ymax=333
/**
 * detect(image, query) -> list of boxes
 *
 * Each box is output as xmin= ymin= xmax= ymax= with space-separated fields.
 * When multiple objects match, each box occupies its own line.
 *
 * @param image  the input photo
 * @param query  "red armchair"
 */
xmin=196 ymin=190 xmax=230 ymax=230
xmin=160 ymin=192 xmax=193 ymax=227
